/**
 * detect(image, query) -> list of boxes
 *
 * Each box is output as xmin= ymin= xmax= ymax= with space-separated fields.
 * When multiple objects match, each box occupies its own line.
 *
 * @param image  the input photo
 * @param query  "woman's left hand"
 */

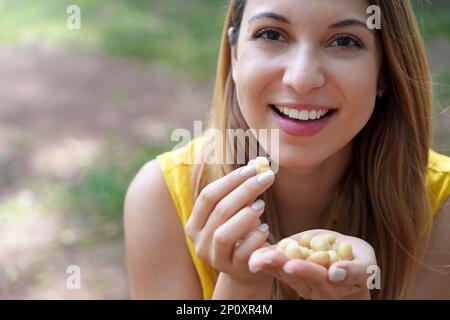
xmin=248 ymin=229 xmax=377 ymax=300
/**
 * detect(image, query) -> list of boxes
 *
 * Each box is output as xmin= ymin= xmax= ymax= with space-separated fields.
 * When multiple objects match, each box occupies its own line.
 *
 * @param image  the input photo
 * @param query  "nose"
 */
xmin=282 ymin=45 xmax=326 ymax=95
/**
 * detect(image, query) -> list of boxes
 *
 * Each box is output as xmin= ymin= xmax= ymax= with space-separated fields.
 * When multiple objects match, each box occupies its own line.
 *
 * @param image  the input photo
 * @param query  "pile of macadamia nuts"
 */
xmin=276 ymin=233 xmax=353 ymax=268
xmin=251 ymin=158 xmax=354 ymax=268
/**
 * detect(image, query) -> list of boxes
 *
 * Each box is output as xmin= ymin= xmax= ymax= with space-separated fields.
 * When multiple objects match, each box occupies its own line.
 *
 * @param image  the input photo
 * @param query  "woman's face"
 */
xmin=231 ymin=0 xmax=383 ymax=168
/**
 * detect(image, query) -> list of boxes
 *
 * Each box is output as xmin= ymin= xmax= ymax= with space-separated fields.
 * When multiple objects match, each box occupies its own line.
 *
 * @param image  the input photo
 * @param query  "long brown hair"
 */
xmin=193 ymin=0 xmax=434 ymax=299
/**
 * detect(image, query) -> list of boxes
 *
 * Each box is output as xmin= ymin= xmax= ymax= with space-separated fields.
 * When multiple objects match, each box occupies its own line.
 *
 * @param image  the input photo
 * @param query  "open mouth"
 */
xmin=269 ymin=104 xmax=337 ymax=122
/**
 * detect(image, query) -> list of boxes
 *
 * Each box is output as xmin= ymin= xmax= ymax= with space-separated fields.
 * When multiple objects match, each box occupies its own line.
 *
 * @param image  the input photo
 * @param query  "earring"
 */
xmin=377 ymin=88 xmax=383 ymax=98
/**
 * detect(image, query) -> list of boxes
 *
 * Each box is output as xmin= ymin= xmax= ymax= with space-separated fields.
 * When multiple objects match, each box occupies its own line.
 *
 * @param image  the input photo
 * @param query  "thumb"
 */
xmin=328 ymin=259 xmax=375 ymax=288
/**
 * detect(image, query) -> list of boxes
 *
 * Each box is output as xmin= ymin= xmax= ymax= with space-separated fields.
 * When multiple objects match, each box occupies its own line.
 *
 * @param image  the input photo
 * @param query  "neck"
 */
xmin=272 ymin=142 xmax=353 ymax=237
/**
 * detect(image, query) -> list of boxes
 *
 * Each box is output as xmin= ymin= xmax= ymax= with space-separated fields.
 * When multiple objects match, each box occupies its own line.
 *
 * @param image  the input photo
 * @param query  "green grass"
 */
xmin=14 ymin=143 xmax=169 ymax=242
xmin=67 ymin=144 xmax=167 ymax=234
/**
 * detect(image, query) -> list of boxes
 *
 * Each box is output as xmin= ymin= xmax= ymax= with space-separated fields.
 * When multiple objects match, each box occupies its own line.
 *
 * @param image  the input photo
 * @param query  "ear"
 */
xmin=228 ymin=27 xmax=238 ymax=83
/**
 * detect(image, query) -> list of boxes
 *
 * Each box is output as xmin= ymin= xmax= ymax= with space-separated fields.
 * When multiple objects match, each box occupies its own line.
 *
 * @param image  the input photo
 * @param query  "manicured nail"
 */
xmin=256 ymin=170 xmax=275 ymax=184
xmin=249 ymin=266 xmax=261 ymax=273
xmin=258 ymin=223 xmax=269 ymax=233
xmin=263 ymin=253 xmax=275 ymax=266
xmin=265 ymin=258 xmax=274 ymax=266
xmin=240 ymin=165 xmax=257 ymax=176
xmin=283 ymin=264 xmax=294 ymax=275
xmin=251 ymin=199 xmax=265 ymax=211
xmin=330 ymin=268 xmax=347 ymax=282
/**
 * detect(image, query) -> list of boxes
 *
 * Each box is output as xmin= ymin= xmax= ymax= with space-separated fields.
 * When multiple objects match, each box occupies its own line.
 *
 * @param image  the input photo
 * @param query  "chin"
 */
xmin=273 ymin=143 xmax=332 ymax=169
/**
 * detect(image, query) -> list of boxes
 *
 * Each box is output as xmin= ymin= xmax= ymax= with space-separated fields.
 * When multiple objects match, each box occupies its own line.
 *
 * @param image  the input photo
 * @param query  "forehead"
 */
xmin=243 ymin=0 xmax=370 ymax=26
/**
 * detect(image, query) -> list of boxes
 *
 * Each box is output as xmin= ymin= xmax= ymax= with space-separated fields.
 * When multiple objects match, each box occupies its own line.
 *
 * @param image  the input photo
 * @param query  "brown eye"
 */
xmin=254 ymin=28 xmax=287 ymax=42
xmin=330 ymin=35 xmax=363 ymax=49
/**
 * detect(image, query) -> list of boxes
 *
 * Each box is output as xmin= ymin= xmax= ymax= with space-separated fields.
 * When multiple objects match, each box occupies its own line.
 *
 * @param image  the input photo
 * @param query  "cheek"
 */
xmin=234 ymin=51 xmax=275 ymax=126
xmin=330 ymin=57 xmax=378 ymax=129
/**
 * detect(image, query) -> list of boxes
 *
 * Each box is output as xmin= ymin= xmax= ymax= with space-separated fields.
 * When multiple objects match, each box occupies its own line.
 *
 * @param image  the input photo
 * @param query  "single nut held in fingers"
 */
xmin=254 ymin=157 xmax=270 ymax=174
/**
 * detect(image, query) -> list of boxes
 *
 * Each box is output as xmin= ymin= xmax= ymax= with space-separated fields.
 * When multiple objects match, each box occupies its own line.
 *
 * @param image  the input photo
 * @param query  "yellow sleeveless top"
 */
xmin=156 ymin=137 xmax=450 ymax=300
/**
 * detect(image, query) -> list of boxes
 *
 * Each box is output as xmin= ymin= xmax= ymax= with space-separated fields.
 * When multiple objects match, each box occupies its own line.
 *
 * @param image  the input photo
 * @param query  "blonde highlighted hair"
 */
xmin=193 ymin=0 xmax=434 ymax=299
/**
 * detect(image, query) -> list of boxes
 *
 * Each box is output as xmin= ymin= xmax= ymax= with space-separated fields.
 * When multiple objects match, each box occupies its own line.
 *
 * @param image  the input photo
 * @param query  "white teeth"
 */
xmin=288 ymin=108 xmax=299 ymax=118
xmin=299 ymin=110 xmax=309 ymax=121
xmin=274 ymin=105 xmax=331 ymax=121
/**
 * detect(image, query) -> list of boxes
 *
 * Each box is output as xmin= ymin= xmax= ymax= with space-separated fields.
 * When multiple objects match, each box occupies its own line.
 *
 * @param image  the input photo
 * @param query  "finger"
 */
xmin=282 ymin=259 xmax=328 ymax=286
xmin=233 ymin=223 xmax=269 ymax=265
xmin=213 ymin=202 xmax=265 ymax=262
xmin=204 ymin=169 xmax=275 ymax=232
xmin=328 ymin=258 xmax=375 ymax=288
xmin=235 ymin=218 xmax=262 ymax=247
xmin=249 ymin=247 xmax=289 ymax=274
xmin=186 ymin=163 xmax=257 ymax=235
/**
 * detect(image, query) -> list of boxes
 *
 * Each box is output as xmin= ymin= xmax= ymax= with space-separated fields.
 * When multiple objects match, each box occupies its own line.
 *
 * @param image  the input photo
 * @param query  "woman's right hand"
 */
xmin=185 ymin=162 xmax=275 ymax=285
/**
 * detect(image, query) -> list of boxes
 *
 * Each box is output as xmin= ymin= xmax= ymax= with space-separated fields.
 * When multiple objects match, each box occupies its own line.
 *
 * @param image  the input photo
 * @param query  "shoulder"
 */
xmin=412 ymin=195 xmax=450 ymax=299
xmin=426 ymin=150 xmax=450 ymax=215
xmin=124 ymin=159 xmax=172 ymax=224
xmin=124 ymin=160 xmax=202 ymax=299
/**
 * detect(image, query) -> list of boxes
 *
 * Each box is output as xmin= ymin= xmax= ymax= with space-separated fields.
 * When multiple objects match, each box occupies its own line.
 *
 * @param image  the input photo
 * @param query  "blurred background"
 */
xmin=0 ymin=0 xmax=448 ymax=299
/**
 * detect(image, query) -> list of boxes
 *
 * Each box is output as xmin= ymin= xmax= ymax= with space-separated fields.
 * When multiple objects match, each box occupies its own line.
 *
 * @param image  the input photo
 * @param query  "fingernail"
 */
xmin=283 ymin=264 xmax=294 ymax=275
xmin=249 ymin=266 xmax=260 ymax=273
xmin=265 ymin=258 xmax=274 ymax=267
xmin=330 ymin=268 xmax=347 ymax=282
xmin=263 ymin=253 xmax=275 ymax=267
xmin=251 ymin=199 xmax=265 ymax=211
xmin=256 ymin=170 xmax=275 ymax=184
xmin=258 ymin=223 xmax=269 ymax=233
xmin=240 ymin=165 xmax=257 ymax=176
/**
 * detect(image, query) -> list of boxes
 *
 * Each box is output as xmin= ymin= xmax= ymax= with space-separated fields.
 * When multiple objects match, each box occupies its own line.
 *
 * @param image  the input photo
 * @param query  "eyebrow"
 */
xmin=248 ymin=12 xmax=291 ymax=25
xmin=248 ymin=12 xmax=369 ymax=31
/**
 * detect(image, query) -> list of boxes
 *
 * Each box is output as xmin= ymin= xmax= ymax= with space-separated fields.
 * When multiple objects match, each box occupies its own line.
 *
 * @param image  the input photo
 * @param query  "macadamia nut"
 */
xmin=307 ymin=251 xmax=329 ymax=267
xmin=337 ymin=242 xmax=353 ymax=261
xmin=310 ymin=234 xmax=332 ymax=251
xmin=275 ymin=232 xmax=354 ymax=268
xmin=254 ymin=157 xmax=270 ymax=174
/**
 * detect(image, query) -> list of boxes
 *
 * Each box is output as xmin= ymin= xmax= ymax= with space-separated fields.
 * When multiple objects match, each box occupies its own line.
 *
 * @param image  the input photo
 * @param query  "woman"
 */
xmin=124 ymin=0 xmax=450 ymax=299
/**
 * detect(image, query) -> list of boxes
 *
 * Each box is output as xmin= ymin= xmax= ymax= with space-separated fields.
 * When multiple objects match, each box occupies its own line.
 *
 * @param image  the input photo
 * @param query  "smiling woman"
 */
xmin=125 ymin=0 xmax=450 ymax=300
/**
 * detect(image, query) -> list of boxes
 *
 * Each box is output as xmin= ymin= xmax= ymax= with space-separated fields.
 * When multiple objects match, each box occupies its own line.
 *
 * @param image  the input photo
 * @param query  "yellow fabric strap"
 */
xmin=426 ymin=149 xmax=450 ymax=215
